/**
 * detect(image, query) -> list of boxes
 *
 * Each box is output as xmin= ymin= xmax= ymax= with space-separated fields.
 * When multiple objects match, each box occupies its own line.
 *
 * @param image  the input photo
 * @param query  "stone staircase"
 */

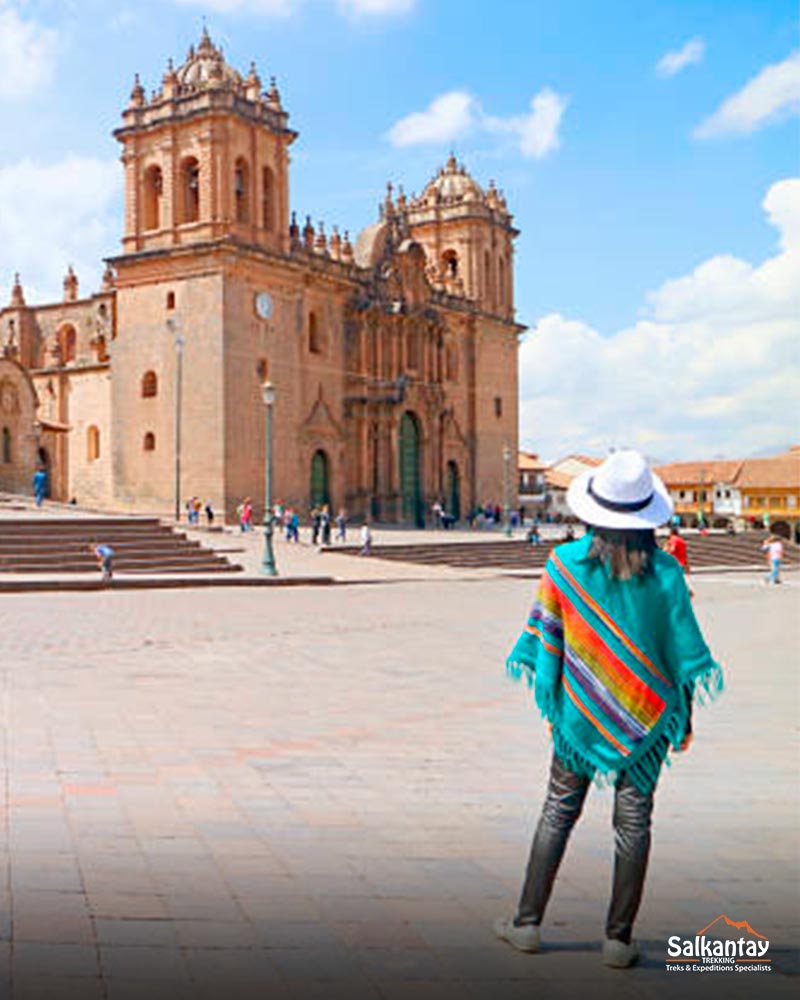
xmin=323 ymin=532 xmax=794 ymax=573
xmin=0 ymin=517 xmax=241 ymax=574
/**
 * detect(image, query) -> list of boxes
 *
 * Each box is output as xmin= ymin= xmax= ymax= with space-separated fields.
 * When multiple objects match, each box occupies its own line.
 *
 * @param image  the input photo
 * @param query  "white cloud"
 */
xmin=388 ymin=91 xmax=476 ymax=148
xmin=0 ymin=1 xmax=60 ymax=100
xmin=519 ymin=178 xmax=800 ymax=462
xmin=0 ymin=156 xmax=121 ymax=305
xmin=387 ymin=87 xmax=568 ymax=159
xmin=485 ymin=87 xmax=569 ymax=159
xmin=695 ymin=50 xmax=800 ymax=138
xmin=656 ymin=36 xmax=705 ymax=78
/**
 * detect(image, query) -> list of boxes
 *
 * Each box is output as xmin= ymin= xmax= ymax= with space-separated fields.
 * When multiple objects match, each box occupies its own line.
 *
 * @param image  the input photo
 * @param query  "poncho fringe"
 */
xmin=507 ymin=656 xmax=723 ymax=793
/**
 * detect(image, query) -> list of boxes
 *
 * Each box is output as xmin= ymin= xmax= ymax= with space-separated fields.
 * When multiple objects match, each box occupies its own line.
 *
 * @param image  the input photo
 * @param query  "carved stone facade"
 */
xmin=0 ymin=30 xmax=522 ymax=522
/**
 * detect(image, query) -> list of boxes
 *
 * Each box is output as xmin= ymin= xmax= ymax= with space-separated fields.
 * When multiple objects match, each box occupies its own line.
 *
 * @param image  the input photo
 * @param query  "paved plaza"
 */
xmin=0 ymin=571 xmax=797 ymax=999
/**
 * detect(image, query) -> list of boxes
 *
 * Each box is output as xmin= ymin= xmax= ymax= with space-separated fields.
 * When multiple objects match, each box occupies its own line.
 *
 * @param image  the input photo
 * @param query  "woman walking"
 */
xmin=495 ymin=450 xmax=722 ymax=968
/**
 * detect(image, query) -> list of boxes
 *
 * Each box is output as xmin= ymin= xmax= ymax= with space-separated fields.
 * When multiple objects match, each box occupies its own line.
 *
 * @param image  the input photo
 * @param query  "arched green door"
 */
xmin=399 ymin=412 xmax=423 ymax=527
xmin=310 ymin=449 xmax=330 ymax=508
xmin=446 ymin=460 xmax=461 ymax=523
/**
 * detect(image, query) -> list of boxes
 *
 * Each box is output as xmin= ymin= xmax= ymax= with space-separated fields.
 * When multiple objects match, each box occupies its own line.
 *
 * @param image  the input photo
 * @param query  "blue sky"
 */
xmin=0 ymin=0 xmax=798 ymax=460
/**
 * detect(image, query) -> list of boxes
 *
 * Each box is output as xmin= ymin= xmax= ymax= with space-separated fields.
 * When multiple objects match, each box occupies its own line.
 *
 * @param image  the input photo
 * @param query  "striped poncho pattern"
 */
xmin=508 ymin=535 xmax=723 ymax=794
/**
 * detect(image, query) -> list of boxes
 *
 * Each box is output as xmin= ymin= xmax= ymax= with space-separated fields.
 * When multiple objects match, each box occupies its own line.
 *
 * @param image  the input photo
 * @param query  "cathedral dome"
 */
xmin=354 ymin=220 xmax=389 ymax=269
xmin=418 ymin=154 xmax=484 ymax=206
xmin=176 ymin=28 xmax=243 ymax=88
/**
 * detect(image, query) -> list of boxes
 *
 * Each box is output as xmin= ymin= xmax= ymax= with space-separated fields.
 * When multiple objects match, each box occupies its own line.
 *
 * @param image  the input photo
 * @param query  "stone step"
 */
xmin=323 ymin=533 xmax=795 ymax=571
xmin=0 ymin=516 xmax=238 ymax=574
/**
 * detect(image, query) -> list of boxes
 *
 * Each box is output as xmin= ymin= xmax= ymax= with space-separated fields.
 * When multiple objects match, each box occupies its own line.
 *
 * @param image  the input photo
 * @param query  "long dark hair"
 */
xmin=587 ymin=526 xmax=657 ymax=580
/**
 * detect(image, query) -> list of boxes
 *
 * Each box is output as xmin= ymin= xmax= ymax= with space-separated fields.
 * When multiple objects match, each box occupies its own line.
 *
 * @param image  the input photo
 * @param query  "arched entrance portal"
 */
xmin=446 ymin=460 xmax=461 ymax=523
xmin=399 ymin=412 xmax=423 ymax=527
xmin=310 ymin=449 xmax=330 ymax=508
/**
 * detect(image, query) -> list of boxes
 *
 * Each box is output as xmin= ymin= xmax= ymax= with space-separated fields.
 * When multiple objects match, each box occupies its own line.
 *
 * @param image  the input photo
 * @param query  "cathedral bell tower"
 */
xmin=405 ymin=154 xmax=517 ymax=322
xmin=115 ymin=28 xmax=296 ymax=256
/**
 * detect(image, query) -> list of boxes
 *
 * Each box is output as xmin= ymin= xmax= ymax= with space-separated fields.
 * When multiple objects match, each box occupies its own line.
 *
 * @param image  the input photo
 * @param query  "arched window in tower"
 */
xmin=262 ymin=166 xmax=275 ymax=232
xmin=442 ymin=249 xmax=459 ymax=278
xmin=143 ymin=165 xmax=163 ymax=231
xmin=234 ymin=158 xmax=251 ymax=224
xmin=143 ymin=432 xmax=156 ymax=452
xmin=498 ymin=255 xmax=506 ymax=308
xmin=308 ymin=312 xmax=323 ymax=354
xmin=87 ymin=425 xmax=100 ymax=462
xmin=484 ymin=250 xmax=493 ymax=308
xmin=141 ymin=370 xmax=158 ymax=398
xmin=59 ymin=325 xmax=77 ymax=364
xmin=180 ymin=157 xmax=200 ymax=224
xmin=2 ymin=426 xmax=11 ymax=464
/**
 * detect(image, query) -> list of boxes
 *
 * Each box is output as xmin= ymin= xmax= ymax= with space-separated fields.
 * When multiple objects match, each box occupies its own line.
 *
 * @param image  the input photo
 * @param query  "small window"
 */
xmin=87 ymin=425 xmax=100 ymax=462
xmin=59 ymin=326 xmax=77 ymax=364
xmin=309 ymin=312 xmax=322 ymax=354
xmin=2 ymin=426 xmax=10 ymax=464
xmin=141 ymin=371 xmax=158 ymax=398
xmin=143 ymin=432 xmax=156 ymax=452
xmin=180 ymin=157 xmax=200 ymax=224
xmin=257 ymin=358 xmax=268 ymax=382
xmin=143 ymin=165 xmax=163 ymax=231
xmin=494 ymin=396 xmax=503 ymax=418
xmin=166 ymin=291 xmax=175 ymax=310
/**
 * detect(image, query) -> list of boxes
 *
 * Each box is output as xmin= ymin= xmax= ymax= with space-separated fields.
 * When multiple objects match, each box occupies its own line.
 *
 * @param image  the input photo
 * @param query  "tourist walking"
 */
xmin=289 ymin=509 xmax=300 ymax=543
xmin=205 ymin=500 xmax=215 ymax=527
xmin=90 ymin=541 xmax=114 ymax=584
xmin=321 ymin=505 xmax=332 ymax=546
xmin=762 ymin=534 xmax=783 ymax=585
xmin=237 ymin=497 xmax=253 ymax=533
xmin=335 ymin=509 xmax=347 ymax=543
xmin=495 ymin=450 xmax=722 ymax=968
xmin=33 ymin=468 xmax=47 ymax=507
xmin=665 ymin=525 xmax=692 ymax=596
xmin=311 ymin=506 xmax=322 ymax=546
xmin=359 ymin=521 xmax=372 ymax=556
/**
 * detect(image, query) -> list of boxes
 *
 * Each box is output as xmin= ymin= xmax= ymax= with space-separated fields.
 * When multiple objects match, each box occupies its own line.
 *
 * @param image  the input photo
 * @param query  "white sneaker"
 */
xmin=602 ymin=938 xmax=639 ymax=968
xmin=493 ymin=916 xmax=541 ymax=953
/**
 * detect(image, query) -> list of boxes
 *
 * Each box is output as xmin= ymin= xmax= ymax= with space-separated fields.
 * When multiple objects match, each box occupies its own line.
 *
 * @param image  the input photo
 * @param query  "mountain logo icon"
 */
xmin=696 ymin=915 xmax=768 ymax=940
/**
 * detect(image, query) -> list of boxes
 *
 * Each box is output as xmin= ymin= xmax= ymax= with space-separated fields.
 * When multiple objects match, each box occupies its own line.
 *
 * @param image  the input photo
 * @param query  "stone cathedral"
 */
xmin=0 ymin=30 xmax=522 ymax=524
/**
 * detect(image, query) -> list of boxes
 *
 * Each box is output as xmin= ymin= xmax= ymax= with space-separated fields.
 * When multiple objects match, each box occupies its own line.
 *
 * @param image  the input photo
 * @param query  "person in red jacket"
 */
xmin=665 ymin=527 xmax=692 ymax=596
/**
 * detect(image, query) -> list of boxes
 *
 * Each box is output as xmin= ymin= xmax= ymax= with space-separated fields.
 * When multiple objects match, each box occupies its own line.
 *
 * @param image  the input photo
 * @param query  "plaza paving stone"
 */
xmin=0 ymin=572 xmax=797 ymax=999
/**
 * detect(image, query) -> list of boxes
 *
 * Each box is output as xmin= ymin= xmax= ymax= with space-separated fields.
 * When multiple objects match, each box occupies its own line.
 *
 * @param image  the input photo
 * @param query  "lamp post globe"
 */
xmin=261 ymin=381 xmax=278 ymax=576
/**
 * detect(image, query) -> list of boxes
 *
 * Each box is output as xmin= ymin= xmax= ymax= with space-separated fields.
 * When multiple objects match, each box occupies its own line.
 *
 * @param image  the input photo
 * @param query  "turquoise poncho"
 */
xmin=507 ymin=534 xmax=723 ymax=794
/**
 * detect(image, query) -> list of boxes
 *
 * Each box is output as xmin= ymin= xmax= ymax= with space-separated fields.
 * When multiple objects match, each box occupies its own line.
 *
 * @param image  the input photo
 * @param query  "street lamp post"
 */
xmin=168 ymin=319 xmax=185 ymax=522
xmin=261 ymin=380 xmax=278 ymax=576
xmin=503 ymin=443 xmax=513 ymax=538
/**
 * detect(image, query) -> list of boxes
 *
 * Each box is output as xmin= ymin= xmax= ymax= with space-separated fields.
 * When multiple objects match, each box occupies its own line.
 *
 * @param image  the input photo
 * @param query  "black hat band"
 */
xmin=587 ymin=477 xmax=654 ymax=513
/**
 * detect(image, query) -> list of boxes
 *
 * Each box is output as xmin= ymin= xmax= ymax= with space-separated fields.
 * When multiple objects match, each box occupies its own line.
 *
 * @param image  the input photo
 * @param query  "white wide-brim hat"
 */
xmin=567 ymin=449 xmax=674 ymax=530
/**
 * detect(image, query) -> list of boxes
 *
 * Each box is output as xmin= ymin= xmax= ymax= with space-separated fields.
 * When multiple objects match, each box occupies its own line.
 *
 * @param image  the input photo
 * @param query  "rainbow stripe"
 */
xmin=523 ymin=557 xmax=674 ymax=759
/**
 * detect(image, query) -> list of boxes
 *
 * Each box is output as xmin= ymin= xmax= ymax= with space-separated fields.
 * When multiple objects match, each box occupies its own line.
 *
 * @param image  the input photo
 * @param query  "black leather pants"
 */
xmin=515 ymin=752 xmax=654 ymax=944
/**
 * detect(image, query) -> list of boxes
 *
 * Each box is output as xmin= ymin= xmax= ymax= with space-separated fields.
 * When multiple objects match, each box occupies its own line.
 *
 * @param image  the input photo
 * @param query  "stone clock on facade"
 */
xmin=255 ymin=292 xmax=273 ymax=321
xmin=0 ymin=28 xmax=523 ymax=523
